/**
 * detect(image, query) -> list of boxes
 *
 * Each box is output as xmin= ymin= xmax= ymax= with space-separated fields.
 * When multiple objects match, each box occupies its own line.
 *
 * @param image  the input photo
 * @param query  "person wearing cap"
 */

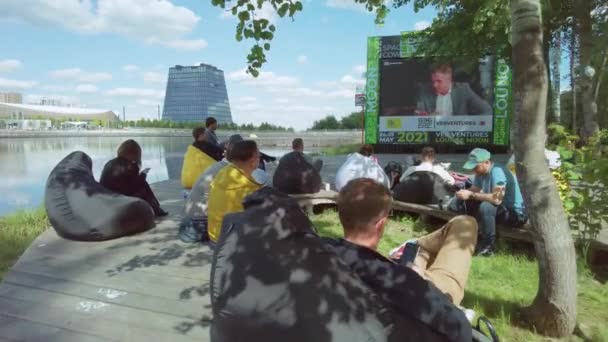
xmin=179 ymin=135 xmax=270 ymax=243
xmin=456 ymin=148 xmax=527 ymax=256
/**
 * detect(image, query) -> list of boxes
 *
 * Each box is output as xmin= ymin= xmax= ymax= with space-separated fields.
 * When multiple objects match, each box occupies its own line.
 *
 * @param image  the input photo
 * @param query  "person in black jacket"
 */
xmin=324 ymin=178 xmax=477 ymax=341
xmin=100 ymin=139 xmax=168 ymax=217
xmin=192 ymin=126 xmax=224 ymax=161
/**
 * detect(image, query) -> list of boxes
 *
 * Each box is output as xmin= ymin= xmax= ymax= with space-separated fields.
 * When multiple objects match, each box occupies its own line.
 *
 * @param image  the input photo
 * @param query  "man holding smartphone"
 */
xmin=324 ymin=178 xmax=478 ymax=342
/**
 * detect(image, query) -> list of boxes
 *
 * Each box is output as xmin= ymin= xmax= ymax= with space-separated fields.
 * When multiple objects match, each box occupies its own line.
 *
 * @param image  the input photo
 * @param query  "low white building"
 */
xmin=0 ymin=102 xmax=119 ymax=124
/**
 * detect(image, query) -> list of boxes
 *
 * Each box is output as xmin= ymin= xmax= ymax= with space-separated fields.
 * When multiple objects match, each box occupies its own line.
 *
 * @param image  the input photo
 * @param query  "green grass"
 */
xmin=318 ymin=144 xmax=360 ymax=156
xmin=0 ymin=208 xmax=49 ymax=280
xmin=311 ymin=211 xmax=608 ymax=342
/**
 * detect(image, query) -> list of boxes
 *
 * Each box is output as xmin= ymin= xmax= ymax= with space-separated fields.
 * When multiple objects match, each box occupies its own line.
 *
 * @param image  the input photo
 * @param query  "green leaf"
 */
xmin=264 ymin=43 xmax=270 ymax=50
xmin=278 ymin=3 xmax=289 ymax=17
xmin=238 ymin=11 xmax=250 ymax=21
xmin=247 ymin=4 xmax=255 ymax=11
xmin=232 ymin=7 xmax=238 ymax=15
xmin=295 ymin=2 xmax=303 ymax=11
xmin=269 ymin=24 xmax=276 ymax=32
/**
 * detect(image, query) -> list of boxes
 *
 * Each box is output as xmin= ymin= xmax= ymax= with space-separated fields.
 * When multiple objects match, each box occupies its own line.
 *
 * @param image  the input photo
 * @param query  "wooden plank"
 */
xmin=16 ymin=230 xmax=214 ymax=280
xmin=2 ymin=271 xmax=208 ymax=318
xmin=0 ymin=285 xmax=208 ymax=340
xmin=9 ymin=257 xmax=209 ymax=303
xmin=0 ymin=314 xmax=110 ymax=342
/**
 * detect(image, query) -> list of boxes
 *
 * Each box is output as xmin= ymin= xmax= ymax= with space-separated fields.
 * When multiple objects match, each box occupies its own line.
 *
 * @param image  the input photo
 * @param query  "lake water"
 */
xmin=0 ymin=136 xmax=289 ymax=216
xmin=0 ymin=136 xmax=506 ymax=216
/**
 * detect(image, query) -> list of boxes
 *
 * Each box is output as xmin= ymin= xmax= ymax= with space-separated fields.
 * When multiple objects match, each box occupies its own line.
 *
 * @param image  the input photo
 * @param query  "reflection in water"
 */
xmin=0 ymin=137 xmax=193 ymax=216
xmin=0 ymin=137 xmax=293 ymax=216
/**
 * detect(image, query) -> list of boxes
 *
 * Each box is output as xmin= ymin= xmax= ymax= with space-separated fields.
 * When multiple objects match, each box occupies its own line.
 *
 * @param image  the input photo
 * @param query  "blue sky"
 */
xmin=0 ymin=0 xmax=437 ymax=129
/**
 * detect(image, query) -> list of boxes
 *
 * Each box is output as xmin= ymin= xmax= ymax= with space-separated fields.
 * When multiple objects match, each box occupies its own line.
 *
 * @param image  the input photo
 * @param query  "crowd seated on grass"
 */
xmin=100 ymin=139 xmax=168 ymax=217
xmin=179 ymin=135 xmax=270 ymax=243
xmin=207 ymin=140 xmax=263 ymax=245
xmin=210 ymin=178 xmax=477 ymax=342
xmin=335 ymin=144 xmax=390 ymax=191
xmin=181 ymin=126 xmax=224 ymax=189
xmin=272 ymin=138 xmax=323 ymax=194
xmin=451 ymin=148 xmax=528 ymax=257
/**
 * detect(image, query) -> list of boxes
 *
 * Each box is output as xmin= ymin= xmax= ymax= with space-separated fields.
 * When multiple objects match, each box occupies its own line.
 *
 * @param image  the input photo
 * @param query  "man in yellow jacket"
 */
xmin=181 ymin=127 xmax=224 ymax=189
xmin=207 ymin=140 xmax=262 ymax=243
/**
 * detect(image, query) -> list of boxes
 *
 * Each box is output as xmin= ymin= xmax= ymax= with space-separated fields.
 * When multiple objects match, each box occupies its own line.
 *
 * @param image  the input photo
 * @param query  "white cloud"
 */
xmin=218 ymin=10 xmax=233 ymax=20
xmin=0 ymin=77 xmax=38 ymax=89
xmin=218 ymin=2 xmax=277 ymax=23
xmin=340 ymin=74 xmax=365 ymax=87
xmin=106 ymin=87 xmax=164 ymax=98
xmin=275 ymin=98 xmax=289 ymax=104
xmin=122 ymin=64 xmax=138 ymax=72
xmin=234 ymin=103 xmax=261 ymax=111
xmin=136 ymin=99 xmax=161 ymax=106
xmin=142 ymin=71 xmax=165 ymax=83
xmin=153 ymin=38 xmax=208 ymax=51
xmin=40 ymin=85 xmax=69 ymax=92
xmin=1 ymin=0 xmax=206 ymax=51
xmin=0 ymin=59 xmax=23 ymax=73
xmin=237 ymin=96 xmax=257 ymax=103
xmin=227 ymin=68 xmax=299 ymax=88
xmin=317 ymin=81 xmax=339 ymax=88
xmin=49 ymin=68 xmax=112 ymax=82
xmin=414 ymin=21 xmax=431 ymax=31
xmin=24 ymin=94 xmax=79 ymax=105
xmin=297 ymin=55 xmax=308 ymax=65
xmin=75 ymin=84 xmax=99 ymax=93
xmin=325 ymin=0 xmax=368 ymax=12
xmin=353 ymin=64 xmax=366 ymax=74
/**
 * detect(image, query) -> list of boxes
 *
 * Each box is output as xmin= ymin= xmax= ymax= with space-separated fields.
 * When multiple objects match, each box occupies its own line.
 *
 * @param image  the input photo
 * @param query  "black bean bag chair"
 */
xmin=210 ymin=187 xmax=447 ymax=342
xmin=393 ymin=171 xmax=456 ymax=205
xmin=45 ymin=151 xmax=155 ymax=241
xmin=272 ymin=151 xmax=322 ymax=194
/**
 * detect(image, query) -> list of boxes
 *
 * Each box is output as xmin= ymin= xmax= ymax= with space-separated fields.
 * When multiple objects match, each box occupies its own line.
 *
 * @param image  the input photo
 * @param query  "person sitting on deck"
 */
xmin=323 ymin=178 xmax=477 ymax=341
xmin=207 ymin=140 xmax=263 ymax=244
xmin=401 ymin=146 xmax=455 ymax=186
xmin=454 ymin=148 xmax=528 ymax=257
xmin=179 ymin=135 xmax=269 ymax=242
xmin=100 ymin=139 xmax=168 ymax=217
xmin=181 ymin=126 xmax=224 ymax=189
xmin=272 ymin=138 xmax=323 ymax=194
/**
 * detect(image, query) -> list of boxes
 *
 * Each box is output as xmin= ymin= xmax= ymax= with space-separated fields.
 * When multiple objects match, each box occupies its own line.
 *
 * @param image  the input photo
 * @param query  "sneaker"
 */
xmin=474 ymin=244 xmax=495 ymax=257
xmin=457 ymin=305 xmax=476 ymax=323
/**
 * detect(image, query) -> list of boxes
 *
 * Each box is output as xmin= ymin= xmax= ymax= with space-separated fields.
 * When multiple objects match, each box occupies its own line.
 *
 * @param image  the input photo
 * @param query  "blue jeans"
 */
xmin=458 ymin=200 xmax=528 ymax=247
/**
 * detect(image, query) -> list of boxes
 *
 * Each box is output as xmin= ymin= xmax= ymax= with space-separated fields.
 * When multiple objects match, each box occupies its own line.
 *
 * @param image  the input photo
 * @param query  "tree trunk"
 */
xmin=577 ymin=0 xmax=599 ymax=141
xmin=511 ymin=0 xmax=577 ymax=337
xmin=550 ymin=32 xmax=561 ymax=124
xmin=595 ymin=51 xmax=608 ymax=128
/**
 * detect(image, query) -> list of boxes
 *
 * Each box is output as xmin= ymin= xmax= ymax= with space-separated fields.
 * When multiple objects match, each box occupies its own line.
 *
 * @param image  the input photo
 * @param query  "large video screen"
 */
xmin=364 ymin=34 xmax=512 ymax=146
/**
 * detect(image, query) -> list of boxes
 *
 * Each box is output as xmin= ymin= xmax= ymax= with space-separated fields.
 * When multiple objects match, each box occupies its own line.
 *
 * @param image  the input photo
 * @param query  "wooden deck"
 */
xmin=0 ymin=180 xmax=212 ymax=342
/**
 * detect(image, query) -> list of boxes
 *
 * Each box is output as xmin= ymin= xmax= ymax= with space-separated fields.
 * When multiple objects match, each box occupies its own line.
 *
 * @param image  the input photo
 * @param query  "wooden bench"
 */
xmin=290 ymin=191 xmax=608 ymax=256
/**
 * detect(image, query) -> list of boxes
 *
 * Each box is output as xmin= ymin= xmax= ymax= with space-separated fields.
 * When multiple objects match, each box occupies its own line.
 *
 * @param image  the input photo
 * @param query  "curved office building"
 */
xmin=162 ymin=63 xmax=233 ymax=124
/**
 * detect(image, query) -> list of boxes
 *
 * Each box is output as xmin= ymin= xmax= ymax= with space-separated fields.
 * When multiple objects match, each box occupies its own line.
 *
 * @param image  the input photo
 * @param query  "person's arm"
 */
xmin=434 ymin=165 xmax=456 ymax=186
xmin=259 ymin=152 xmax=276 ymax=162
xmin=464 ymin=84 xmax=493 ymax=115
xmin=459 ymin=169 xmax=506 ymax=205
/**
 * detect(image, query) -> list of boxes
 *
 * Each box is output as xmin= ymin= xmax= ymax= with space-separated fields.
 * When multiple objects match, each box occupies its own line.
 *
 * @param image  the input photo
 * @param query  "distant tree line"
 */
xmin=309 ymin=112 xmax=364 ymax=130
xmin=123 ymin=118 xmax=294 ymax=131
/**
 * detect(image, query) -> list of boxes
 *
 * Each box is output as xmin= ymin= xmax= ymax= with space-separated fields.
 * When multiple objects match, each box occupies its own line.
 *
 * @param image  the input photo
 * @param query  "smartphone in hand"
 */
xmin=399 ymin=241 xmax=420 ymax=267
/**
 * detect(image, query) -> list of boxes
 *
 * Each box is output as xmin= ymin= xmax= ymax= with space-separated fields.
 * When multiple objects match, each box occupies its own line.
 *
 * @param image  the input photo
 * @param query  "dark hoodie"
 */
xmin=193 ymin=140 xmax=224 ymax=161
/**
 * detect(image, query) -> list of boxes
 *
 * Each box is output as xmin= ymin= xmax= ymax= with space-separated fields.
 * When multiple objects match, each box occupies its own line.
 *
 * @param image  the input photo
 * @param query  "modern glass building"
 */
xmin=162 ymin=63 xmax=233 ymax=124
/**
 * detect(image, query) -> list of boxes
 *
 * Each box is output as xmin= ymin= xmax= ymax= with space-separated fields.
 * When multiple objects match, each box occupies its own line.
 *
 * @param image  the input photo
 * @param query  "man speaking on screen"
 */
xmin=416 ymin=64 xmax=493 ymax=116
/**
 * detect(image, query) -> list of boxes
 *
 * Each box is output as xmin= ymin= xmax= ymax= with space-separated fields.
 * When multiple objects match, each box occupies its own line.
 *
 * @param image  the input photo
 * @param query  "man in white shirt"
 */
xmin=401 ymin=147 xmax=455 ymax=185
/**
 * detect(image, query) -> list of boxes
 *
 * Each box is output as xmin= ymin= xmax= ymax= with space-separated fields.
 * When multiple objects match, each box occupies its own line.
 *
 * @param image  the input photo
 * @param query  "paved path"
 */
xmin=0 ymin=180 xmax=211 ymax=342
